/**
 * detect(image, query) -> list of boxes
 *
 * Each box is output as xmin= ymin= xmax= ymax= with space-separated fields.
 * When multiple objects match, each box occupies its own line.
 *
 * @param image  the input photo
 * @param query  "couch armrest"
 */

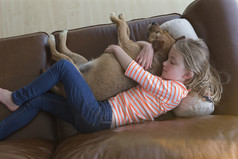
xmin=0 ymin=32 xmax=58 ymax=141
xmin=182 ymin=0 xmax=238 ymax=116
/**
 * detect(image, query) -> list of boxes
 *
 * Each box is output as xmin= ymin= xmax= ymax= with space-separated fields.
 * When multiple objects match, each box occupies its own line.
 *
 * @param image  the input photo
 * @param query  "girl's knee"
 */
xmin=57 ymin=59 xmax=71 ymax=66
xmin=57 ymin=59 xmax=74 ymax=71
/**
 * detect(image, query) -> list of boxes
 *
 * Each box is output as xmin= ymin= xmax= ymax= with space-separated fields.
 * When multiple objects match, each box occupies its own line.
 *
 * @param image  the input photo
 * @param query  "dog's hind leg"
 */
xmin=110 ymin=13 xmax=141 ymax=59
xmin=48 ymin=35 xmax=75 ymax=64
xmin=59 ymin=30 xmax=88 ymax=66
xmin=110 ymin=13 xmax=131 ymax=44
xmin=118 ymin=13 xmax=130 ymax=37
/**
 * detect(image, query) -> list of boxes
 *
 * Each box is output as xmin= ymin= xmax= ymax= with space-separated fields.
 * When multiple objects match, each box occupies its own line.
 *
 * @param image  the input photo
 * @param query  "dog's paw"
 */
xmin=118 ymin=13 xmax=125 ymax=20
xmin=110 ymin=12 xmax=118 ymax=23
xmin=48 ymin=34 xmax=56 ymax=46
xmin=61 ymin=30 xmax=68 ymax=35
xmin=59 ymin=30 xmax=68 ymax=41
xmin=49 ymin=34 xmax=55 ymax=41
xmin=110 ymin=12 xmax=116 ymax=17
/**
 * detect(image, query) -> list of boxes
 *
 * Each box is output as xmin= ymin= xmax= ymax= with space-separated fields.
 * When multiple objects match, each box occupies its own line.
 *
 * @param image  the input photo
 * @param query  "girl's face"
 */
xmin=162 ymin=47 xmax=192 ymax=83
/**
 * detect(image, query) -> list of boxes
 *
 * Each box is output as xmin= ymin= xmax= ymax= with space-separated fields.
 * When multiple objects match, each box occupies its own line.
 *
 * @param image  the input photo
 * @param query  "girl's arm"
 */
xmin=125 ymin=61 xmax=189 ymax=105
xmin=105 ymin=45 xmax=133 ymax=70
xmin=105 ymin=41 xmax=154 ymax=70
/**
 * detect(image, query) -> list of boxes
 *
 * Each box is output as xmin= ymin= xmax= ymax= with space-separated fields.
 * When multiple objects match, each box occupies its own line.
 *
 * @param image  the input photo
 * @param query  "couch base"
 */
xmin=53 ymin=115 xmax=238 ymax=159
xmin=0 ymin=138 xmax=55 ymax=159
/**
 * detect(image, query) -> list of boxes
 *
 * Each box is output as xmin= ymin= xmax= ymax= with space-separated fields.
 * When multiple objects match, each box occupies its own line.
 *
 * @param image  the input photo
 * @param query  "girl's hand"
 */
xmin=105 ymin=45 xmax=122 ymax=54
xmin=105 ymin=44 xmax=133 ymax=70
xmin=136 ymin=41 xmax=154 ymax=70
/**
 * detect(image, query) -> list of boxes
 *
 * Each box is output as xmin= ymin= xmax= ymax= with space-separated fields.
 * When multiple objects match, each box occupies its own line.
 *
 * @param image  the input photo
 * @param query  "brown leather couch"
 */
xmin=0 ymin=0 xmax=238 ymax=158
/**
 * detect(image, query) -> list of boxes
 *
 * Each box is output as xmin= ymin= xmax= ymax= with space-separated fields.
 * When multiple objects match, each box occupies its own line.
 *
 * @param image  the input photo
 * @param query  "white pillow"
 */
xmin=161 ymin=18 xmax=198 ymax=40
xmin=173 ymin=93 xmax=214 ymax=117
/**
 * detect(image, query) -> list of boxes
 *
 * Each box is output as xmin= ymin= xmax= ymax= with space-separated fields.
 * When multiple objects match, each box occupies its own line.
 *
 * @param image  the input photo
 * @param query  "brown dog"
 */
xmin=48 ymin=13 xmax=176 ymax=101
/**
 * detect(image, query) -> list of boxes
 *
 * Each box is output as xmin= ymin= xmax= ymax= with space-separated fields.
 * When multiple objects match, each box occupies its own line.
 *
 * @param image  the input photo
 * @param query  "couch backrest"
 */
xmin=183 ymin=0 xmax=238 ymax=115
xmin=0 ymin=33 xmax=58 ymax=140
xmin=52 ymin=14 xmax=180 ymax=60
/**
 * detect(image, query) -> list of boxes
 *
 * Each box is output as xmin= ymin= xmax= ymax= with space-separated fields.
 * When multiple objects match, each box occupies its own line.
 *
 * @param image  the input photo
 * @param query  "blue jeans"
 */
xmin=0 ymin=59 xmax=112 ymax=140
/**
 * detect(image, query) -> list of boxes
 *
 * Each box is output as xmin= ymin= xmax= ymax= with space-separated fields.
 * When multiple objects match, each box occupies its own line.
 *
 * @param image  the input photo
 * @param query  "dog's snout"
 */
xmin=152 ymin=22 xmax=156 ymax=25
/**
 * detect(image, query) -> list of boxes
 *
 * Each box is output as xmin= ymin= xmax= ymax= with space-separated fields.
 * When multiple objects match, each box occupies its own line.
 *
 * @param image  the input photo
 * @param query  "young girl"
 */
xmin=0 ymin=38 xmax=222 ymax=140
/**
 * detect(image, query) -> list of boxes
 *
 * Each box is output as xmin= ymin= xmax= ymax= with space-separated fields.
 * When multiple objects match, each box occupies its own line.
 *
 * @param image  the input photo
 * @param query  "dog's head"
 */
xmin=147 ymin=23 xmax=176 ymax=59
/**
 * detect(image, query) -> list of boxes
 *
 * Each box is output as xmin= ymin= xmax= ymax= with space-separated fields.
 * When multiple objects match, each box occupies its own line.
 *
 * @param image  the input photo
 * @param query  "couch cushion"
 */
xmin=53 ymin=115 xmax=238 ymax=159
xmin=0 ymin=32 xmax=58 ymax=141
xmin=0 ymin=138 xmax=55 ymax=159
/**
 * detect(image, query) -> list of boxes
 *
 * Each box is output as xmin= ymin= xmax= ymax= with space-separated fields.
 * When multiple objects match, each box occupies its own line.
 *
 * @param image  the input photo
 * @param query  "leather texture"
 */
xmin=0 ymin=138 xmax=55 ymax=159
xmin=53 ymin=115 xmax=238 ymax=159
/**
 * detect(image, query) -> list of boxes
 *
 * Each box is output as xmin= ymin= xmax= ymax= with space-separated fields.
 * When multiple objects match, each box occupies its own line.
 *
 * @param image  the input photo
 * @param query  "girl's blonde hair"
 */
xmin=174 ymin=38 xmax=222 ymax=105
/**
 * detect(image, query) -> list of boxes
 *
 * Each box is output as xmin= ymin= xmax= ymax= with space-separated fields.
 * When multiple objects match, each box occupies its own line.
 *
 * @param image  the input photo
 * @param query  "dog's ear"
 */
xmin=175 ymin=36 xmax=185 ymax=41
xmin=152 ymin=39 xmax=165 ymax=51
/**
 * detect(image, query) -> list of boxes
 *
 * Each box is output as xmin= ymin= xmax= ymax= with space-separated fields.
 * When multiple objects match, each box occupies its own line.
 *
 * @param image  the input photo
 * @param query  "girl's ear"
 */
xmin=184 ymin=70 xmax=194 ymax=80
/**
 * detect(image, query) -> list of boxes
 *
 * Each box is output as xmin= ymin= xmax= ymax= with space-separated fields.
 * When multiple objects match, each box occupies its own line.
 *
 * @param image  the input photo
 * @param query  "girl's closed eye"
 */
xmin=169 ymin=56 xmax=177 ymax=65
xmin=170 ymin=60 xmax=176 ymax=65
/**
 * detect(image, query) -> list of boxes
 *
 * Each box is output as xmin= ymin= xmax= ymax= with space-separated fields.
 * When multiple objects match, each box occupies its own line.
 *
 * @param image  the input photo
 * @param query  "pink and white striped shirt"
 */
xmin=108 ymin=60 xmax=189 ymax=127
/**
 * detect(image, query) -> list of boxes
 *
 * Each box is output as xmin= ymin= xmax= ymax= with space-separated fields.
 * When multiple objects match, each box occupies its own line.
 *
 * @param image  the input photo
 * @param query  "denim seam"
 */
xmin=84 ymin=102 xmax=100 ymax=127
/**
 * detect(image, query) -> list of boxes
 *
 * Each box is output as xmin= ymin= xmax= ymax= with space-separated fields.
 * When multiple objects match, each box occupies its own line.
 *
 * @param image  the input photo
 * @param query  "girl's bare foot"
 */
xmin=0 ymin=88 xmax=19 ymax=111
